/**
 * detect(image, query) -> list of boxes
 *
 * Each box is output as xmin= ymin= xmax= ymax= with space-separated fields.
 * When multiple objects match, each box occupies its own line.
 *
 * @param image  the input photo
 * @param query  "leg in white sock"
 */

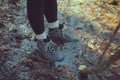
xmin=35 ymin=31 xmax=47 ymax=40
xmin=47 ymin=20 xmax=59 ymax=29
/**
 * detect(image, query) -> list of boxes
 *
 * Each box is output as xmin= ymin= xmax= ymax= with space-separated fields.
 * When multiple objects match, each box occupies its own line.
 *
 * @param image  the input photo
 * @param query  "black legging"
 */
xmin=27 ymin=0 xmax=57 ymax=35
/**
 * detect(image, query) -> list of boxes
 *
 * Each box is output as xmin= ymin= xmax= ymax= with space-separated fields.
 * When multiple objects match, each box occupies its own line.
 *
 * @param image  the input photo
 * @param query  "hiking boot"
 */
xmin=37 ymin=37 xmax=64 ymax=62
xmin=49 ymin=24 xmax=79 ymax=44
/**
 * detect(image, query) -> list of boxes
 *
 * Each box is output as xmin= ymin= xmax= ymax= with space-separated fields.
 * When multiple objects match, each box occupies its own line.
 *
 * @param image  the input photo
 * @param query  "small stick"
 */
xmin=79 ymin=23 xmax=120 ymax=80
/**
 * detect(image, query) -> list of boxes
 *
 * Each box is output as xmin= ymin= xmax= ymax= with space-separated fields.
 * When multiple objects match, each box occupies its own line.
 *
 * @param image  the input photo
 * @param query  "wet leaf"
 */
xmin=78 ymin=65 xmax=87 ymax=70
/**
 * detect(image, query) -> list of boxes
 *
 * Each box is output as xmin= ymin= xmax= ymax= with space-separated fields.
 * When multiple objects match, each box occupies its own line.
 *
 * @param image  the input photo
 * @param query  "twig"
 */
xmin=79 ymin=23 xmax=120 ymax=80
xmin=99 ymin=23 xmax=120 ymax=63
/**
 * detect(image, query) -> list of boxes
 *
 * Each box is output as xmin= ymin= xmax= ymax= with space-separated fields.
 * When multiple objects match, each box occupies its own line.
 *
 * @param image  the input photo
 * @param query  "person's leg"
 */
xmin=44 ymin=0 xmax=59 ymax=29
xmin=44 ymin=0 xmax=79 ymax=44
xmin=27 ymin=0 xmax=47 ymax=39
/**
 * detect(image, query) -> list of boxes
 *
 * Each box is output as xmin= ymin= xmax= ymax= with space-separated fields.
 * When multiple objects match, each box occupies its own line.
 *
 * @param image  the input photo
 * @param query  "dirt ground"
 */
xmin=0 ymin=0 xmax=120 ymax=80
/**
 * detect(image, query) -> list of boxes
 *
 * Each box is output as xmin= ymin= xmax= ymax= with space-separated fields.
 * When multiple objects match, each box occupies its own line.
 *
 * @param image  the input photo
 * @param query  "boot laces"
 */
xmin=47 ymin=41 xmax=58 ymax=55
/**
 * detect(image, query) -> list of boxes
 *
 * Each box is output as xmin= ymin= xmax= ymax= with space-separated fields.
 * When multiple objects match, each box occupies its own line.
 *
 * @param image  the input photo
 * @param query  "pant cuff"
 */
xmin=47 ymin=20 xmax=59 ymax=29
xmin=35 ymin=31 xmax=47 ymax=40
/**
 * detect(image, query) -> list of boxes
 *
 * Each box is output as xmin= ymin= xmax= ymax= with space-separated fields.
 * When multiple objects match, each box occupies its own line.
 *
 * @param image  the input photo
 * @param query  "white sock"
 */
xmin=47 ymin=20 xmax=59 ymax=29
xmin=35 ymin=31 xmax=47 ymax=40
